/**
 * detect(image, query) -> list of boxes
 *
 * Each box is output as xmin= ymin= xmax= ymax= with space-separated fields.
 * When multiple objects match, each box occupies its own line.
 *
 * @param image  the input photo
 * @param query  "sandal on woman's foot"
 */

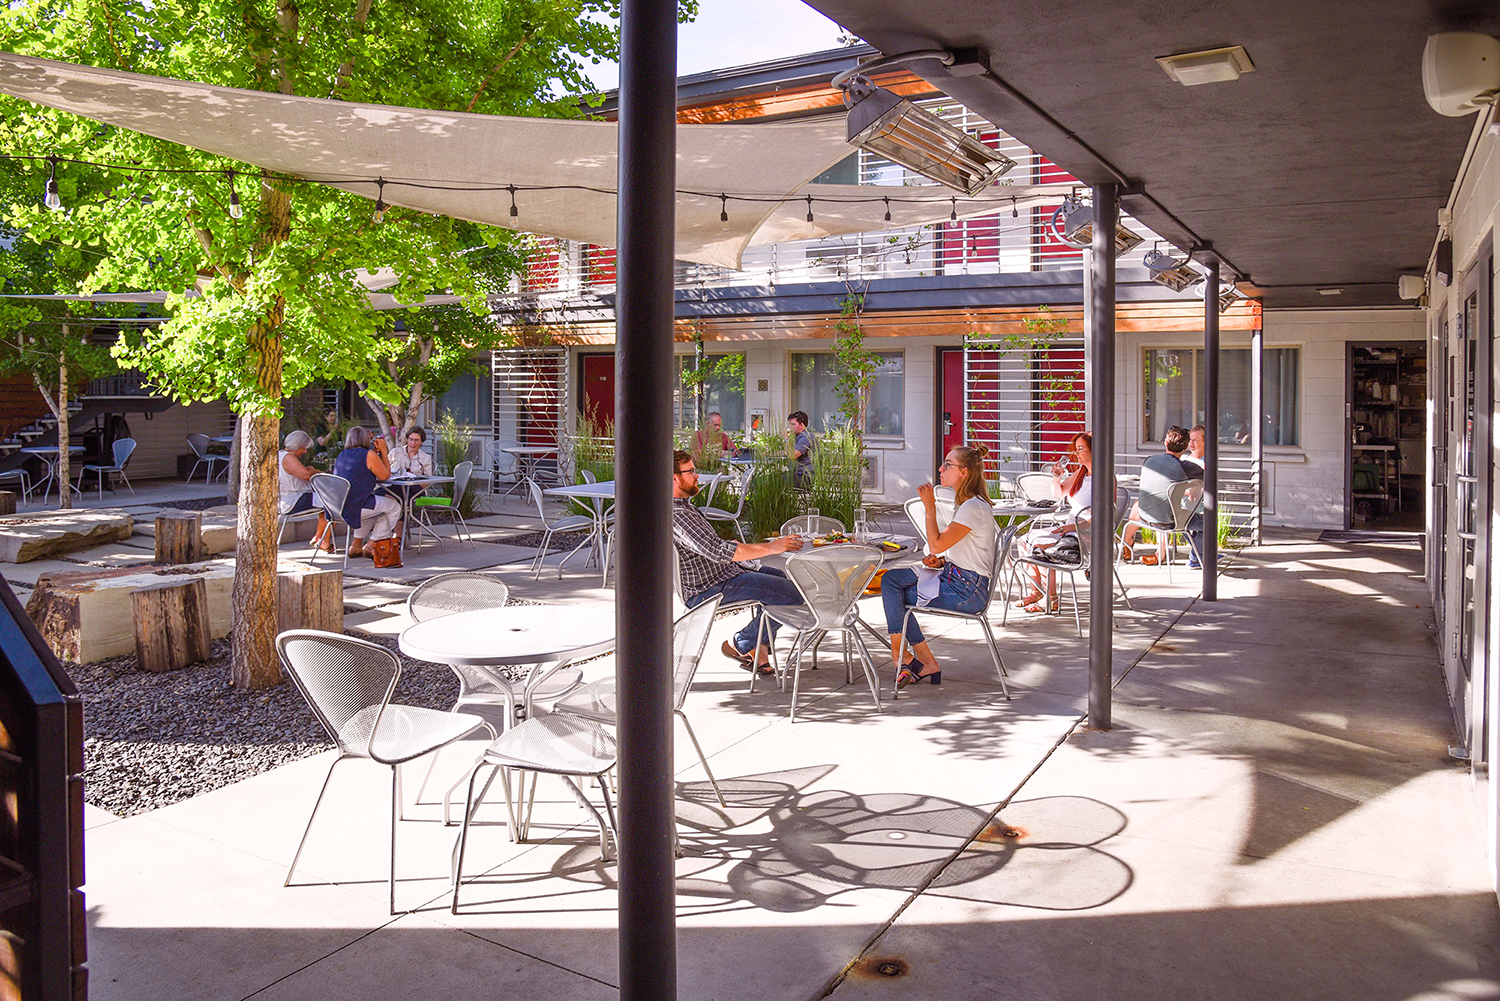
xmin=1141 ymin=553 xmax=1159 ymax=566
xmin=1119 ymin=544 xmax=1133 ymax=563
xmin=1014 ymin=589 xmax=1044 ymax=607
xmin=1023 ymin=598 xmax=1059 ymax=614
xmin=896 ymin=666 xmax=922 ymax=689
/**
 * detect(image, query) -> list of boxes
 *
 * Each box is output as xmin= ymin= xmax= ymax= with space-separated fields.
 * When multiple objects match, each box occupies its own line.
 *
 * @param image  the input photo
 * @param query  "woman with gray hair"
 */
xmin=280 ymin=430 xmax=326 ymax=551
xmin=331 ymin=426 xmax=402 ymax=558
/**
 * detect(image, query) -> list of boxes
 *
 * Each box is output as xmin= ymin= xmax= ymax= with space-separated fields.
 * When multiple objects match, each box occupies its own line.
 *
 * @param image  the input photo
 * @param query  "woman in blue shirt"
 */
xmin=332 ymin=427 xmax=402 ymax=558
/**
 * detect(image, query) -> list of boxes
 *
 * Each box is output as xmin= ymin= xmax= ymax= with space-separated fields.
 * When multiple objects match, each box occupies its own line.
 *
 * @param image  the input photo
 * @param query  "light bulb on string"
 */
xmin=1011 ymin=197 xmax=1018 ymax=219
xmin=949 ymin=197 xmax=958 ymax=223
xmin=373 ymin=177 xmax=387 ymax=223
xmin=226 ymin=170 xmax=242 ymax=219
xmin=804 ymin=194 xmax=815 ymax=236
xmin=43 ymin=157 xmax=62 ymax=211
xmin=719 ymin=193 xmax=729 ymax=231
xmin=883 ymin=196 xmax=892 ymax=228
xmin=506 ymin=185 xmax=519 ymax=229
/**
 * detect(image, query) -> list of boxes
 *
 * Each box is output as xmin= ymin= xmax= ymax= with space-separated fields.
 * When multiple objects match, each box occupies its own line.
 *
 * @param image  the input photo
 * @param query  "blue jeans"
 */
xmin=687 ymin=566 xmax=804 ymax=653
xmin=881 ymin=564 xmax=989 ymax=645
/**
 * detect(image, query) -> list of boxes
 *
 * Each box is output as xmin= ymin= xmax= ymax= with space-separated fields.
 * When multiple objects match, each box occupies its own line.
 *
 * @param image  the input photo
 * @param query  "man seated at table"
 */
xmin=1183 ymin=424 xmax=1206 ymax=476
xmin=1119 ymin=425 xmax=1199 ymax=566
xmin=672 ymin=450 xmax=805 ymax=674
xmin=691 ymin=411 xmax=734 ymax=465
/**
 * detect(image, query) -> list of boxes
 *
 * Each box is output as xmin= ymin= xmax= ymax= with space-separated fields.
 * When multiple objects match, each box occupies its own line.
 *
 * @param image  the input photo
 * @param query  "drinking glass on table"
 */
xmin=853 ymin=507 xmax=868 ymax=543
xmin=805 ymin=507 xmax=820 ymax=540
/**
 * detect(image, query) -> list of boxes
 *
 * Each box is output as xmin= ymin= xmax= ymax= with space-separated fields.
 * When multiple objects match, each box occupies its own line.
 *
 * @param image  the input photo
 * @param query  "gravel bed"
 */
xmin=154 ymin=495 xmax=232 ymax=512
xmin=70 ymin=633 xmax=460 ymax=817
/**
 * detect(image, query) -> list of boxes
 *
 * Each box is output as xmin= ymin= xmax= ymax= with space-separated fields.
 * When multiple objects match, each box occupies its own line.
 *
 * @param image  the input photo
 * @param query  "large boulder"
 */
xmin=0 ymin=509 xmax=134 ymax=563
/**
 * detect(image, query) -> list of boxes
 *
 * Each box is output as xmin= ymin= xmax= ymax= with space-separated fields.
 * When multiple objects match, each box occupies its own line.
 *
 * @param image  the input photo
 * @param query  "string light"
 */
xmin=506 ymin=184 xmax=518 ymax=229
xmin=1012 ymin=197 xmax=1018 ymax=219
xmin=373 ymin=177 xmax=387 ymax=223
xmin=43 ymin=157 xmax=61 ymax=211
xmin=949 ymin=197 xmax=957 ymax=223
xmin=226 ymin=170 xmax=242 ymax=219
xmin=883 ymin=196 xmax=892 ymax=228
xmin=805 ymin=194 xmax=815 ymax=227
xmin=719 ymin=193 xmax=729 ymax=231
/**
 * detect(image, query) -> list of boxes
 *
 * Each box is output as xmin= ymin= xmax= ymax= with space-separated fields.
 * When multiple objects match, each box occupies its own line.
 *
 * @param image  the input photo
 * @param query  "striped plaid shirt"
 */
xmin=672 ymin=497 xmax=751 ymax=596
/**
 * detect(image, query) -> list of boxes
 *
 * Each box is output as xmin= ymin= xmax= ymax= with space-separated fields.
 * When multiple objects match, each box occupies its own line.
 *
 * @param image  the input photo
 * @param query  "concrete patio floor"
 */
xmin=74 ymin=521 xmax=1500 ymax=1000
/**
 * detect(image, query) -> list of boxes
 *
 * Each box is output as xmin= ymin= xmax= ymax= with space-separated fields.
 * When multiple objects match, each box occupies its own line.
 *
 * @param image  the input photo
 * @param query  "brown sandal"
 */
xmin=1141 ymin=553 xmax=1159 ymax=566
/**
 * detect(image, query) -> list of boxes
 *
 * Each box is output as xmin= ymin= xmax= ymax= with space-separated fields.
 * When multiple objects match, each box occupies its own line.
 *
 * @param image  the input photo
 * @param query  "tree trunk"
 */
xmin=227 ymin=414 xmax=242 ymax=499
xmin=231 ymin=409 xmax=282 ymax=690
xmin=56 ymin=337 xmax=71 ymax=510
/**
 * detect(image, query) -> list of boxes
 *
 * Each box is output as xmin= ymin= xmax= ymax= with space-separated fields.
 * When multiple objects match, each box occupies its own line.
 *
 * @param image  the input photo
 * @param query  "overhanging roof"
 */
xmin=801 ymin=0 xmax=1500 ymax=308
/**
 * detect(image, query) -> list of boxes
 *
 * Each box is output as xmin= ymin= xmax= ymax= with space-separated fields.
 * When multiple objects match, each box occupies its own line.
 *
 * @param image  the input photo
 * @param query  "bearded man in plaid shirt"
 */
xmin=671 ymin=450 xmax=805 ymax=675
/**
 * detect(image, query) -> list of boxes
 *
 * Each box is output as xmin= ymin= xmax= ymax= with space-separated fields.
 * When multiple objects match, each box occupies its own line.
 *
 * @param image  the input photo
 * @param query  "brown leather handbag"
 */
xmin=369 ymin=536 xmax=402 ymax=569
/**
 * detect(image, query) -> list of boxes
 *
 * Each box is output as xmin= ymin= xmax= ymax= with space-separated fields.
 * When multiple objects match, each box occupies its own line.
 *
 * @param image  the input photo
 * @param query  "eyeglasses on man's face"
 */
xmin=675 ymin=466 xmax=698 ymax=477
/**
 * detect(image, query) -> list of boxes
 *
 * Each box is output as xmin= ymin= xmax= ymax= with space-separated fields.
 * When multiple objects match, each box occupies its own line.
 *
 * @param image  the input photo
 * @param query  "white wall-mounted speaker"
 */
xmin=1424 ymin=33 xmax=1500 ymax=117
xmin=1398 ymin=275 xmax=1427 ymax=300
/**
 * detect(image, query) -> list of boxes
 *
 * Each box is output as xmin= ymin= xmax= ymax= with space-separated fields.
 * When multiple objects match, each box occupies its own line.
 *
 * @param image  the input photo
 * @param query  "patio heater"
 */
xmin=833 ymin=50 xmax=1016 ymax=196
xmin=1050 ymin=195 xmax=1145 ymax=257
xmin=1142 ymin=248 xmax=1204 ymax=292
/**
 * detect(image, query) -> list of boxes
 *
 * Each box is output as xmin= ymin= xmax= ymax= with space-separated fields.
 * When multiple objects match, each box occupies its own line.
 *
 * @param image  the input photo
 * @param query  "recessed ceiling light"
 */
xmin=1317 ymin=287 xmax=1344 ymax=296
xmin=1156 ymin=45 xmax=1255 ymax=86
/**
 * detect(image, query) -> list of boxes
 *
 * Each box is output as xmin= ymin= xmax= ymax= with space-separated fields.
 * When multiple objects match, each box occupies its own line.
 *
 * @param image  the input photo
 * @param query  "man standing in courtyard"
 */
xmin=671 ymin=450 xmax=805 ymax=673
xmin=788 ymin=411 xmax=814 ymax=487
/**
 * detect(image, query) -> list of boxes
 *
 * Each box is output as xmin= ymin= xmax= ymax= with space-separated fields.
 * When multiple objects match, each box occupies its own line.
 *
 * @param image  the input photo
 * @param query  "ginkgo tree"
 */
xmin=0 ymin=0 xmax=636 ymax=688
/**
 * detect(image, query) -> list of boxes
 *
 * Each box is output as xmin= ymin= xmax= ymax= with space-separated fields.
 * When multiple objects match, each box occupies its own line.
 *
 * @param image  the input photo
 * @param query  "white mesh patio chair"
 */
xmin=893 ymin=524 xmax=1017 ymax=701
xmin=489 ymin=438 xmax=527 ymax=499
xmin=703 ymin=464 xmax=752 ymax=542
xmin=1003 ymin=491 xmax=1133 ymax=636
xmin=0 ymin=466 xmax=32 ymax=501
xmin=450 ymin=711 xmax=618 ymax=913
xmin=528 ymin=479 xmax=597 ymax=579
xmin=276 ymin=629 xmax=492 ymax=914
xmin=186 ymin=432 xmax=230 ymax=483
xmin=1014 ymin=472 xmax=1055 ymax=502
xmin=78 ymin=437 xmax=136 ymax=499
xmin=308 ymin=473 xmax=354 ymax=569
xmin=1122 ymin=478 xmax=1205 ymax=583
xmin=755 ymin=546 xmax=883 ymax=721
xmin=412 ymin=460 xmax=475 ymax=547
xmin=780 ymin=514 xmax=846 ymax=537
xmin=555 ymin=597 xmax=726 ymax=806
xmin=903 ymin=494 xmax=956 ymax=547
xmin=405 ymin=572 xmax=584 ymax=821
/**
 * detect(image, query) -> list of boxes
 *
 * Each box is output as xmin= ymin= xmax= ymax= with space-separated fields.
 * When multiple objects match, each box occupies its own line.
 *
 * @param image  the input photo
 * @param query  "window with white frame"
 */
xmin=674 ymin=353 xmax=746 ymax=431
xmin=435 ymin=361 xmax=493 ymax=427
xmin=790 ymin=351 xmax=904 ymax=436
xmin=1143 ymin=347 xmax=1300 ymax=446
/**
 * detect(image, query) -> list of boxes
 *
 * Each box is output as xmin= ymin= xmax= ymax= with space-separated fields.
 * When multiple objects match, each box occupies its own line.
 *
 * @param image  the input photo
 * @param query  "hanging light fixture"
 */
xmin=505 ymin=184 xmax=518 ymax=229
xmin=804 ymin=194 xmax=816 ymax=237
xmin=837 ymin=72 xmax=1015 ymax=196
xmin=883 ymin=196 xmax=893 ymax=228
xmin=225 ymin=170 xmax=243 ymax=219
xmin=949 ymin=197 xmax=958 ymax=223
xmin=373 ymin=177 xmax=388 ymax=223
xmin=1142 ymin=248 xmax=1203 ymax=292
xmin=43 ymin=157 xmax=62 ymax=211
xmin=1049 ymin=195 xmax=1144 ymax=257
xmin=1199 ymin=279 xmax=1243 ymax=312
xmin=719 ymin=193 xmax=729 ymax=231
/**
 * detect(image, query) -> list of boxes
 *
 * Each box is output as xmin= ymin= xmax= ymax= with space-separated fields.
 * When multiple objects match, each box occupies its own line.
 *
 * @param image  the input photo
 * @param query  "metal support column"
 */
xmin=1087 ymin=183 xmax=1117 ymax=730
xmin=615 ymin=1 xmax=678 ymax=998
xmin=1250 ymin=321 xmax=1263 ymax=545
xmin=1203 ymin=259 xmax=1220 ymax=600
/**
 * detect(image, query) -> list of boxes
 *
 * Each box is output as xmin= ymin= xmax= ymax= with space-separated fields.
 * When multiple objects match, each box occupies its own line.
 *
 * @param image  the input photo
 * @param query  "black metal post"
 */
xmin=1203 ymin=259 xmax=1220 ymax=600
xmin=615 ymin=1 xmax=678 ymax=998
xmin=1250 ymin=321 xmax=1263 ymax=545
xmin=1088 ymin=183 xmax=1117 ymax=730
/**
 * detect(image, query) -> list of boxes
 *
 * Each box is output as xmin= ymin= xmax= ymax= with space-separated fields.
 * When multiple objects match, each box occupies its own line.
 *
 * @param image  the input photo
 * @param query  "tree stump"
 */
xmin=277 ymin=564 xmax=344 ymax=635
xmin=0 ymin=492 xmax=16 ymax=517
xmin=155 ymin=511 xmax=203 ymax=565
xmin=131 ymin=578 xmax=211 ymax=672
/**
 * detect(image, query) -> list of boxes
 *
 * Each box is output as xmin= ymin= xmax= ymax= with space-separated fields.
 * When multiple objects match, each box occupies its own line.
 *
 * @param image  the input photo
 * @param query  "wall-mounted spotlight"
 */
xmin=834 ymin=58 xmax=1015 ymax=196
xmin=1398 ymin=275 xmax=1427 ymax=300
xmin=1050 ymin=196 xmax=1144 ymax=257
xmin=1142 ymin=248 xmax=1203 ymax=292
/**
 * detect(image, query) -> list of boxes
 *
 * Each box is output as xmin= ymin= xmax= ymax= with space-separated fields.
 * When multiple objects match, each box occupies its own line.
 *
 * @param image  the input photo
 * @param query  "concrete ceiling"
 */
xmin=801 ymin=0 xmax=1500 ymax=308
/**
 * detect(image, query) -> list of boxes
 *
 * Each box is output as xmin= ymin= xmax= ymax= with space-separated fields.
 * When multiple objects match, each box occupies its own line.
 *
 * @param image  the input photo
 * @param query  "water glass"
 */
xmin=805 ymin=507 xmax=820 ymax=540
xmin=854 ymin=507 xmax=868 ymax=543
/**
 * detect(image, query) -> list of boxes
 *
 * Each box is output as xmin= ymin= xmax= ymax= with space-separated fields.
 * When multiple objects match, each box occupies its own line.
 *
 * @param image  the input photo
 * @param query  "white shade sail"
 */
xmin=0 ymin=52 xmax=1074 ymax=269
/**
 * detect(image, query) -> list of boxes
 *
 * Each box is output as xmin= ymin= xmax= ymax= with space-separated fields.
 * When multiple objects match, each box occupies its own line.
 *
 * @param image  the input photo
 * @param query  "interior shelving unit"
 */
xmin=1349 ymin=344 xmax=1426 ymax=523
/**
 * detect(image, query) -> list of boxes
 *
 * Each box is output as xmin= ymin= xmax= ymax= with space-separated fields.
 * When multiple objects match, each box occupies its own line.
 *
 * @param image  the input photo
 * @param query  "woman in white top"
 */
xmin=278 ymin=430 xmax=325 ymax=550
xmin=388 ymin=426 xmax=435 ymax=476
xmin=1018 ymin=431 xmax=1093 ymax=612
xmin=881 ymin=444 xmax=998 ymax=688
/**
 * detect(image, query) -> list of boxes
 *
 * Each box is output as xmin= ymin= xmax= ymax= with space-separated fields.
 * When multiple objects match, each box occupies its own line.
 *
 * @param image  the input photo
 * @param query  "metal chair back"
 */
xmin=407 ymin=572 xmax=509 ymax=623
xmin=110 ymin=437 xmax=136 ymax=469
xmin=451 ymin=460 xmax=473 ymax=506
xmin=672 ymin=596 xmax=721 ymax=711
xmin=1169 ymin=478 xmax=1205 ymax=532
xmin=581 ymin=469 xmax=596 ymax=484
xmin=310 ymin=473 xmax=352 ymax=526
xmin=186 ymin=433 xmax=212 ymax=461
xmin=276 ymin=630 xmax=400 ymax=761
xmin=780 ymin=514 xmax=846 ymax=537
xmin=714 ymin=464 xmax=754 ymax=518
xmin=1015 ymin=471 xmax=1055 ymax=502
xmin=903 ymin=495 xmax=955 ymax=546
xmin=784 ymin=546 xmax=881 ymax=631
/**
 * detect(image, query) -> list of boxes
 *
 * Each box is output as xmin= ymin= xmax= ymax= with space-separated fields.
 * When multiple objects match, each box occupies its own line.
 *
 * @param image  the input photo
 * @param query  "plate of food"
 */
xmin=811 ymin=531 xmax=851 ymax=546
